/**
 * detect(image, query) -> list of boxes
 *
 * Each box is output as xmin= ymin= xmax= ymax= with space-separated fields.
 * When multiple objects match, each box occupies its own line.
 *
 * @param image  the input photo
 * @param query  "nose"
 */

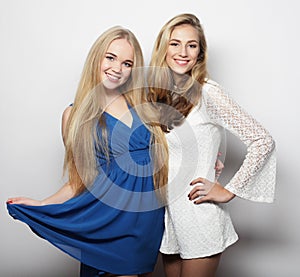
xmin=112 ymin=61 xmax=122 ymax=73
xmin=179 ymin=46 xmax=187 ymax=57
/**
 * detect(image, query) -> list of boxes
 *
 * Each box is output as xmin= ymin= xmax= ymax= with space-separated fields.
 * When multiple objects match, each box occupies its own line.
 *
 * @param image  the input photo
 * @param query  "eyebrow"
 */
xmin=106 ymin=52 xmax=134 ymax=64
xmin=169 ymin=39 xmax=199 ymax=44
xmin=106 ymin=52 xmax=117 ymax=57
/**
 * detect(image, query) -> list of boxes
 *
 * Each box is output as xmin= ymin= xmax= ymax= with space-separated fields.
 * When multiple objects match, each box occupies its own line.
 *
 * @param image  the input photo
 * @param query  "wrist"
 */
xmin=227 ymin=190 xmax=235 ymax=201
xmin=40 ymin=199 xmax=47 ymax=206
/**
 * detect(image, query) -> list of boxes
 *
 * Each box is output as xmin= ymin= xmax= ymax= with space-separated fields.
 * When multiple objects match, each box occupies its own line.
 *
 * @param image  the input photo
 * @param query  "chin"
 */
xmin=172 ymin=68 xmax=189 ymax=75
xmin=103 ymin=80 xmax=120 ymax=90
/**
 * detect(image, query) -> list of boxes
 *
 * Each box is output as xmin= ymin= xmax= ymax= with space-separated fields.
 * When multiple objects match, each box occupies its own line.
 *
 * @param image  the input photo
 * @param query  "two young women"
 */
xmin=7 ymin=13 xmax=276 ymax=277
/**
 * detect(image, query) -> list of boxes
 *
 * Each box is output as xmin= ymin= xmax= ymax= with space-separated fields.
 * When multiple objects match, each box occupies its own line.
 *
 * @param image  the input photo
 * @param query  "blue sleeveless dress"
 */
xmin=7 ymin=107 xmax=165 ymax=275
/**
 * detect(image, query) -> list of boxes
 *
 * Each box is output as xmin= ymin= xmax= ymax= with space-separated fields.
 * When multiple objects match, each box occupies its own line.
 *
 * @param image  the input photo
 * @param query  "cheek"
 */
xmin=99 ymin=62 xmax=109 ymax=82
xmin=123 ymin=69 xmax=132 ymax=81
xmin=192 ymin=50 xmax=200 ymax=60
xmin=165 ymin=53 xmax=173 ymax=66
xmin=191 ymin=57 xmax=198 ymax=67
xmin=189 ymin=50 xmax=199 ymax=66
xmin=166 ymin=47 xmax=174 ymax=58
xmin=100 ymin=61 xmax=109 ymax=72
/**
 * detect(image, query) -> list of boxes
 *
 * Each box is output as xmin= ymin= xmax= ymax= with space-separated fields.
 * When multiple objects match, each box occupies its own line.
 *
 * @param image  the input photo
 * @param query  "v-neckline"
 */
xmin=104 ymin=106 xmax=134 ymax=129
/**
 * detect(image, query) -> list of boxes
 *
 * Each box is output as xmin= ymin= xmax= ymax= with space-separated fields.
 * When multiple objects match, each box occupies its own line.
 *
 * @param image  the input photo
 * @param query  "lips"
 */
xmin=174 ymin=59 xmax=189 ymax=66
xmin=105 ymin=72 xmax=121 ymax=82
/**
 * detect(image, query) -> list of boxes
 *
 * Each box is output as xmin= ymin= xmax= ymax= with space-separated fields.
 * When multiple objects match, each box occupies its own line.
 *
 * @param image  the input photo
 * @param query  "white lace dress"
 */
xmin=159 ymin=80 xmax=276 ymax=258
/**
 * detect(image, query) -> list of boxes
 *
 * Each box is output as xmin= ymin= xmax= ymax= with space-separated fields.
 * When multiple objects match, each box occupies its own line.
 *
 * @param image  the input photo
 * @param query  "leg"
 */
xmin=106 ymin=275 xmax=138 ymax=277
xmin=80 ymin=263 xmax=100 ymax=277
xmin=80 ymin=263 xmax=138 ymax=277
xmin=139 ymin=273 xmax=152 ymax=277
xmin=180 ymin=253 xmax=221 ymax=277
xmin=103 ymin=273 xmax=138 ymax=277
xmin=161 ymin=254 xmax=182 ymax=277
xmin=105 ymin=275 xmax=138 ymax=277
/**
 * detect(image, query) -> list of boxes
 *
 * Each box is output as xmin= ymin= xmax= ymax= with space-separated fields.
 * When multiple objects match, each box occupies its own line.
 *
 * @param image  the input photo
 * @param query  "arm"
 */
xmin=7 ymin=106 xmax=76 ymax=206
xmin=214 ymin=152 xmax=224 ymax=180
xmin=7 ymin=182 xmax=75 ymax=205
xmin=190 ymin=81 xmax=276 ymax=204
xmin=61 ymin=105 xmax=72 ymax=145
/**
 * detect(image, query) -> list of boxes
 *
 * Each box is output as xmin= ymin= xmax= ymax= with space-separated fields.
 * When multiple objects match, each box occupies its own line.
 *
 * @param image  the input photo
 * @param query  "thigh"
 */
xmin=161 ymin=254 xmax=182 ymax=277
xmin=80 ymin=263 xmax=100 ymax=277
xmin=180 ymin=253 xmax=221 ymax=277
xmin=139 ymin=273 xmax=152 ymax=277
xmin=106 ymin=274 xmax=138 ymax=277
xmin=80 ymin=263 xmax=138 ymax=277
xmin=104 ymin=273 xmax=138 ymax=277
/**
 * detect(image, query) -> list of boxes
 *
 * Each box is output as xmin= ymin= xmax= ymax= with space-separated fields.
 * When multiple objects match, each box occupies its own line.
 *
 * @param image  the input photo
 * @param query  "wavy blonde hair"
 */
xmin=148 ymin=13 xmax=208 ymax=131
xmin=64 ymin=26 xmax=168 ymax=195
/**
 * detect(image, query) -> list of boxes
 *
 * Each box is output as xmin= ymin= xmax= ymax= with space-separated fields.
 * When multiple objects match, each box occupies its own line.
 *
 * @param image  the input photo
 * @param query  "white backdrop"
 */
xmin=1 ymin=0 xmax=299 ymax=276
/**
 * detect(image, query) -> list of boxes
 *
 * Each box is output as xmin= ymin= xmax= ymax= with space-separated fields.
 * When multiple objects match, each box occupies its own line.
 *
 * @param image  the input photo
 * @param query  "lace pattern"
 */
xmin=203 ymin=80 xmax=276 ymax=202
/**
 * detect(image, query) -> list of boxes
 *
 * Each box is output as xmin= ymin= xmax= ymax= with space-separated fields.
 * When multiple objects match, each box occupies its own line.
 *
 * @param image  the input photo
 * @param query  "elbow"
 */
xmin=264 ymin=134 xmax=276 ymax=155
xmin=269 ymin=134 xmax=276 ymax=151
xmin=249 ymin=133 xmax=276 ymax=157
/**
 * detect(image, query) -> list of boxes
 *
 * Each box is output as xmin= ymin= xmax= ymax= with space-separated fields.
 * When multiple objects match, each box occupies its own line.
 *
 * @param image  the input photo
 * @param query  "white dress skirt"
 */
xmin=159 ymin=80 xmax=276 ymax=258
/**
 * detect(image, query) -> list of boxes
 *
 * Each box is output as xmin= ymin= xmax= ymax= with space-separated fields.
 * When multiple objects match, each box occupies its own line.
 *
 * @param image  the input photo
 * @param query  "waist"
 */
xmin=98 ymin=148 xmax=151 ymax=168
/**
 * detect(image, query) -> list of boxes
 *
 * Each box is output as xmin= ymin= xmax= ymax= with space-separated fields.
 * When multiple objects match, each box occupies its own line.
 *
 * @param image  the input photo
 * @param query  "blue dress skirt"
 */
xmin=7 ymin=107 xmax=165 ymax=275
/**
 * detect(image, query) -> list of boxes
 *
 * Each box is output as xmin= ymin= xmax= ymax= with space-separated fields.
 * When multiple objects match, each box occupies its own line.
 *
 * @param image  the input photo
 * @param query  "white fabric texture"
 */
xmin=159 ymin=80 xmax=276 ymax=258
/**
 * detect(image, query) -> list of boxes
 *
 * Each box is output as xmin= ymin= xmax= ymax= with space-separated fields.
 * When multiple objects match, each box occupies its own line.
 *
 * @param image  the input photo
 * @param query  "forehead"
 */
xmin=170 ymin=24 xmax=199 ymax=41
xmin=107 ymin=38 xmax=134 ymax=60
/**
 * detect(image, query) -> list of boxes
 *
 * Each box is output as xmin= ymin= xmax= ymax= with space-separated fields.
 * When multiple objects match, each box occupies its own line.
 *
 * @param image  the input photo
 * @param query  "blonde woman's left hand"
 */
xmin=214 ymin=158 xmax=224 ymax=179
xmin=6 ymin=197 xmax=43 ymax=206
xmin=188 ymin=177 xmax=235 ymax=204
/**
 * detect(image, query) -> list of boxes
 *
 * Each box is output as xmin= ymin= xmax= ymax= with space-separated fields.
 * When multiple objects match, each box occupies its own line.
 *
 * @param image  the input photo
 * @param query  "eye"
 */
xmin=188 ymin=44 xmax=198 ymax=49
xmin=123 ymin=62 xmax=133 ymax=68
xmin=170 ymin=42 xmax=179 ymax=47
xmin=106 ymin=55 xmax=114 ymax=61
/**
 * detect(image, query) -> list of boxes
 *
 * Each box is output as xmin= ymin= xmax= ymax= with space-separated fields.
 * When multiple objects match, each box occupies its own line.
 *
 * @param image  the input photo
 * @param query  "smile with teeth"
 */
xmin=105 ymin=72 xmax=121 ymax=82
xmin=175 ymin=59 xmax=189 ymax=66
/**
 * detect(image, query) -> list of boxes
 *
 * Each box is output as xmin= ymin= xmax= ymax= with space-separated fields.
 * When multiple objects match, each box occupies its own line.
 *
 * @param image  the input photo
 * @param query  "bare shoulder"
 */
xmin=61 ymin=105 xmax=73 ymax=144
xmin=62 ymin=105 xmax=73 ymax=123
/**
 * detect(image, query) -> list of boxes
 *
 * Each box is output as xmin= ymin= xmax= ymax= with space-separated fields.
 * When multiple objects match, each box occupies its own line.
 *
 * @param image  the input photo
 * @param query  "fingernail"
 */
xmin=7 ymin=200 xmax=13 ymax=204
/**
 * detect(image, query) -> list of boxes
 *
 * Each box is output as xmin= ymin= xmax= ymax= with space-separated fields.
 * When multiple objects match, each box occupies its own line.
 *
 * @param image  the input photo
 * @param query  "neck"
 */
xmin=101 ymin=89 xmax=124 ymax=110
xmin=172 ymin=71 xmax=190 ymax=89
xmin=104 ymin=87 xmax=120 ymax=97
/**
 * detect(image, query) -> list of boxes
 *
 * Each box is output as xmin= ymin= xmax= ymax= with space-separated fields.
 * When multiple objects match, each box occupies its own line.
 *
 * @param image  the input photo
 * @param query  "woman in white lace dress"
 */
xmin=148 ymin=13 xmax=276 ymax=277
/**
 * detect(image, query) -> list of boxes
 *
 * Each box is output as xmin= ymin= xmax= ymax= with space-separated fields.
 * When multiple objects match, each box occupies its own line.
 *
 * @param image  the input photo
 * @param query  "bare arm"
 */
xmin=61 ymin=105 xmax=72 ymax=145
xmin=7 ymin=106 xmax=76 ymax=206
xmin=7 ymin=182 xmax=75 ymax=205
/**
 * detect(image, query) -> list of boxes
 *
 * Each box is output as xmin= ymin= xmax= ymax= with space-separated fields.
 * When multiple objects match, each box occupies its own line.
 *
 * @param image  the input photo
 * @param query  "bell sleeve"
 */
xmin=203 ymin=80 xmax=276 ymax=203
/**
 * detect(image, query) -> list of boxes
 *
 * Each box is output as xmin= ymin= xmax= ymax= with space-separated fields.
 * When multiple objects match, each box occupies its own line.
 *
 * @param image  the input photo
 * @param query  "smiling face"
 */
xmin=100 ymin=38 xmax=134 ymax=91
xmin=166 ymin=24 xmax=200 ymax=76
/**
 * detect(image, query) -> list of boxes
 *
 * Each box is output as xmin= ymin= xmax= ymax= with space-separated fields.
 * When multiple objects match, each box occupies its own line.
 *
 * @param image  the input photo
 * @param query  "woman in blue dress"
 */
xmin=6 ymin=26 xmax=168 ymax=277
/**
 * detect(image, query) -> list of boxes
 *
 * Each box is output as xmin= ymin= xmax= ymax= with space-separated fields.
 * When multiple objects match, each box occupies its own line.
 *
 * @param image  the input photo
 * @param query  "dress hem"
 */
xmin=159 ymin=235 xmax=238 ymax=259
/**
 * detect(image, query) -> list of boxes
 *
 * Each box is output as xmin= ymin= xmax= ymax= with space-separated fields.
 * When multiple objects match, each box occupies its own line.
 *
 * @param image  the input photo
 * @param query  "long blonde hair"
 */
xmin=148 ymin=13 xmax=208 ymax=132
xmin=64 ymin=26 xmax=168 ymax=195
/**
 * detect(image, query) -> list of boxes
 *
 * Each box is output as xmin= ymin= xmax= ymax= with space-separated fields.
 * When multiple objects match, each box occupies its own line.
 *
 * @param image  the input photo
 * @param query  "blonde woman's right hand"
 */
xmin=6 ymin=197 xmax=43 ymax=206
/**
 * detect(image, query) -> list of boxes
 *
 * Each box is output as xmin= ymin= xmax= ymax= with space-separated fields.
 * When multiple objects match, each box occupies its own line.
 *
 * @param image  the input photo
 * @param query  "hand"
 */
xmin=6 ymin=197 xmax=44 ymax=206
xmin=214 ymin=159 xmax=224 ymax=179
xmin=215 ymin=152 xmax=224 ymax=179
xmin=188 ymin=177 xmax=235 ymax=204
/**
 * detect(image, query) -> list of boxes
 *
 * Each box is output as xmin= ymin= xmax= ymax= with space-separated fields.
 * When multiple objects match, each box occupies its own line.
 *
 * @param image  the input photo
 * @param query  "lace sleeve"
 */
xmin=203 ymin=80 xmax=276 ymax=203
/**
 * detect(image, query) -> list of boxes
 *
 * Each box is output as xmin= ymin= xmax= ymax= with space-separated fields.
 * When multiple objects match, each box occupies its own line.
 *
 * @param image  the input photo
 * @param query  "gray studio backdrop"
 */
xmin=1 ymin=0 xmax=299 ymax=276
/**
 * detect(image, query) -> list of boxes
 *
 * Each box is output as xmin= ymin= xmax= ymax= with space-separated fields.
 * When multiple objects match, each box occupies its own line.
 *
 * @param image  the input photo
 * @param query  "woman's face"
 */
xmin=166 ymin=24 xmax=200 ymax=76
xmin=100 ymin=38 xmax=134 ymax=91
